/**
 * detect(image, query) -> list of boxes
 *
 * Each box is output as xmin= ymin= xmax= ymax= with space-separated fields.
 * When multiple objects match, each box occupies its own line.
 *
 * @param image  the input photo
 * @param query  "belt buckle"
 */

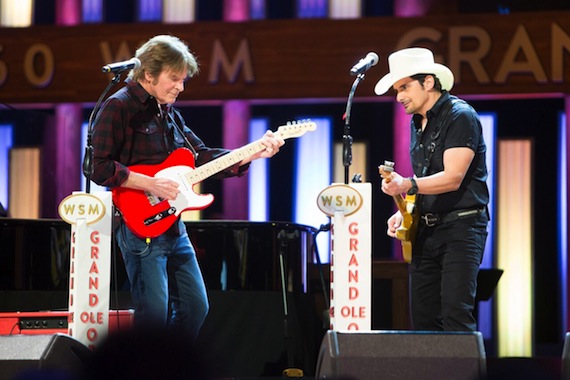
xmin=422 ymin=213 xmax=438 ymax=227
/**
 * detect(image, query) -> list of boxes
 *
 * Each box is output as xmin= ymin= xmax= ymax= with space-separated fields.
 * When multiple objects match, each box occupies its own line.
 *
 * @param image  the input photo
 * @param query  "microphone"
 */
xmin=350 ymin=52 xmax=379 ymax=76
xmin=101 ymin=58 xmax=141 ymax=74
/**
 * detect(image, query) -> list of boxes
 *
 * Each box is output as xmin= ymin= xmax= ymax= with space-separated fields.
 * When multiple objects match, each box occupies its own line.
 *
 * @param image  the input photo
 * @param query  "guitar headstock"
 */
xmin=378 ymin=160 xmax=395 ymax=183
xmin=276 ymin=119 xmax=317 ymax=139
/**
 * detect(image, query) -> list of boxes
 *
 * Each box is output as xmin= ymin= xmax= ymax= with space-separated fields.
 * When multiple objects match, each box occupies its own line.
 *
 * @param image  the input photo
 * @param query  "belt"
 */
xmin=420 ymin=207 xmax=486 ymax=227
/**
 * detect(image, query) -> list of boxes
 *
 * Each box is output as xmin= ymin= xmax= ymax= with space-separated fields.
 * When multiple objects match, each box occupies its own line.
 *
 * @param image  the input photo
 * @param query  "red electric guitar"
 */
xmin=112 ymin=120 xmax=317 ymax=238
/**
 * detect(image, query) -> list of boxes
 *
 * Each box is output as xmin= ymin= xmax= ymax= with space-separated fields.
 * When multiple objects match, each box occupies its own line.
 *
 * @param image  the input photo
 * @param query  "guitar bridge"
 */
xmin=143 ymin=207 xmax=177 ymax=226
xmin=145 ymin=191 xmax=165 ymax=206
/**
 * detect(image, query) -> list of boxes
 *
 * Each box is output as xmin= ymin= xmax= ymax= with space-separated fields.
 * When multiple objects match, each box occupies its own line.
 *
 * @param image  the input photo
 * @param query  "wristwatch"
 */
xmin=407 ymin=177 xmax=418 ymax=195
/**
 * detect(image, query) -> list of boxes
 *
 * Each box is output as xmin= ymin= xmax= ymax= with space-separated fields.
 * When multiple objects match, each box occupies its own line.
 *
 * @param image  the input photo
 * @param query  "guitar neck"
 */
xmin=393 ymin=194 xmax=408 ymax=214
xmin=181 ymin=120 xmax=316 ymax=185
xmin=379 ymin=162 xmax=410 ymax=215
xmin=186 ymin=139 xmax=266 ymax=184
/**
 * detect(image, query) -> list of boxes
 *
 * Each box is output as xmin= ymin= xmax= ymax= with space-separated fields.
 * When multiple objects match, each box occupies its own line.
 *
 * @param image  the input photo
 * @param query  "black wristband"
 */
xmin=407 ymin=177 xmax=418 ymax=195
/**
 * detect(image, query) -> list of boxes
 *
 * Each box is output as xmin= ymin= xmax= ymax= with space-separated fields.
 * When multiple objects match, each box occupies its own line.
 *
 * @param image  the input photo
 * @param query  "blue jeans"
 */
xmin=410 ymin=212 xmax=488 ymax=331
xmin=116 ymin=219 xmax=209 ymax=340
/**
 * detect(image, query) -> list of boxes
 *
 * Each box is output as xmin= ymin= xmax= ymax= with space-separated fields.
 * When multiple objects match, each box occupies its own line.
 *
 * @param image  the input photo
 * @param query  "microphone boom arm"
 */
xmin=343 ymin=73 xmax=365 ymax=184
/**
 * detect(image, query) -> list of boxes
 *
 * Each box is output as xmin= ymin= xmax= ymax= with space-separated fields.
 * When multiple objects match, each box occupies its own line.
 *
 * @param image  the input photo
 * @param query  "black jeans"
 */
xmin=410 ymin=212 xmax=488 ymax=331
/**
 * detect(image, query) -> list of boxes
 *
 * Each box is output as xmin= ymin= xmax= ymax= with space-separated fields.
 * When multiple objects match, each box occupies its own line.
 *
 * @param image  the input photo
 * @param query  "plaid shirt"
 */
xmin=91 ymin=78 xmax=247 ymax=188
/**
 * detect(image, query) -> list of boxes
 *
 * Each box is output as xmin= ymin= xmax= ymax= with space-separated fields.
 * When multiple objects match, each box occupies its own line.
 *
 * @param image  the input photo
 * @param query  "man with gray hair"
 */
xmin=91 ymin=35 xmax=284 ymax=340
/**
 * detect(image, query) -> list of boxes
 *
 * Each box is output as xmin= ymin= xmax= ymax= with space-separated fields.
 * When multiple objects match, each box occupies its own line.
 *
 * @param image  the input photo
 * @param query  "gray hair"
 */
xmin=129 ymin=35 xmax=199 ymax=81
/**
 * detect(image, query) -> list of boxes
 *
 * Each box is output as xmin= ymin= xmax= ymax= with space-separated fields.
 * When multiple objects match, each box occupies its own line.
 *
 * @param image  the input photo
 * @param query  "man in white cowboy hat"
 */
xmin=378 ymin=47 xmax=490 ymax=332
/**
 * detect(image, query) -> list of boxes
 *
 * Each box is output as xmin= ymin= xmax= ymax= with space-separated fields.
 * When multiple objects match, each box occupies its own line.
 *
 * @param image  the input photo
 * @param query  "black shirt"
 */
xmin=410 ymin=91 xmax=489 ymax=214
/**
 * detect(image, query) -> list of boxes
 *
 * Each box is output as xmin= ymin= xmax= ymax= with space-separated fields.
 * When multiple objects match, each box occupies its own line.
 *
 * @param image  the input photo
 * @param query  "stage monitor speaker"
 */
xmin=0 ymin=333 xmax=91 ymax=380
xmin=315 ymin=330 xmax=486 ymax=380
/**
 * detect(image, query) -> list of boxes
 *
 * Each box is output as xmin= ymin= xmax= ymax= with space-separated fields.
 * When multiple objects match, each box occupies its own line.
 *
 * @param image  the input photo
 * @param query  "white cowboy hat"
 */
xmin=374 ymin=47 xmax=454 ymax=95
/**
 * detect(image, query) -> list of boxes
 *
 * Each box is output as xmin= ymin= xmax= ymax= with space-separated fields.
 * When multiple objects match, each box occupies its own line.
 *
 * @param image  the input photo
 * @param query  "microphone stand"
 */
xmin=343 ymin=73 xmax=365 ymax=184
xmin=81 ymin=73 xmax=124 ymax=334
xmin=277 ymin=229 xmax=304 ymax=378
xmin=82 ymin=73 xmax=123 ymax=194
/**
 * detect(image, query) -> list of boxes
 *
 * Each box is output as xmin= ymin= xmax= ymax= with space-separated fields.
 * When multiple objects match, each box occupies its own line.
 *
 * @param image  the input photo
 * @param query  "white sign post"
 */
xmin=317 ymin=183 xmax=372 ymax=331
xmin=58 ymin=191 xmax=112 ymax=349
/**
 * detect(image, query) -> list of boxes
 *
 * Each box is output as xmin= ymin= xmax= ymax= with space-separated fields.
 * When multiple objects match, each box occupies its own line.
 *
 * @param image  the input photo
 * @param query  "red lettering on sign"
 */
xmin=89 ymin=293 xmax=99 ymax=306
xmin=349 ymin=287 xmax=359 ymax=300
xmin=350 ymin=238 xmax=359 ymax=251
xmin=340 ymin=306 xmax=367 ymax=318
xmin=91 ymin=246 xmax=99 ymax=260
xmin=348 ymin=254 xmax=359 ymax=266
xmin=348 ymin=222 xmax=358 ymax=235
xmin=348 ymin=269 xmax=358 ymax=283
xmin=89 ymin=261 xmax=99 ymax=274
xmin=87 ymin=327 xmax=98 ymax=342
xmin=89 ymin=276 xmax=99 ymax=290
xmin=80 ymin=311 xmax=104 ymax=324
xmin=90 ymin=230 xmax=100 ymax=244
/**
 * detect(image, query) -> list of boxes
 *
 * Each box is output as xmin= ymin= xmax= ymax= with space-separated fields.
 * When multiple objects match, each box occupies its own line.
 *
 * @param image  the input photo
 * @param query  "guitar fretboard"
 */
xmin=185 ymin=135 xmax=276 ymax=185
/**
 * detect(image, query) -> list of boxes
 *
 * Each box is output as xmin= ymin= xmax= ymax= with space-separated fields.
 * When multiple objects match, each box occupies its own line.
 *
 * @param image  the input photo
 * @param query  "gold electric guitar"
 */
xmin=378 ymin=160 xmax=418 ymax=263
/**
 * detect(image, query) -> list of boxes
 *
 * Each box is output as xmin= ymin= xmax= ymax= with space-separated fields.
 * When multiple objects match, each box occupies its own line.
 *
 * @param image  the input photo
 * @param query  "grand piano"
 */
xmin=0 ymin=217 xmax=321 ymax=297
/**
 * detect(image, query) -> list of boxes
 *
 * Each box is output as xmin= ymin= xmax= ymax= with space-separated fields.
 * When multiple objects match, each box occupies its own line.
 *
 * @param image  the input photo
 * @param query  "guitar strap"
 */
xmin=168 ymin=108 xmax=198 ymax=159
xmin=152 ymin=107 xmax=197 ymax=236
xmin=420 ymin=96 xmax=460 ymax=177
